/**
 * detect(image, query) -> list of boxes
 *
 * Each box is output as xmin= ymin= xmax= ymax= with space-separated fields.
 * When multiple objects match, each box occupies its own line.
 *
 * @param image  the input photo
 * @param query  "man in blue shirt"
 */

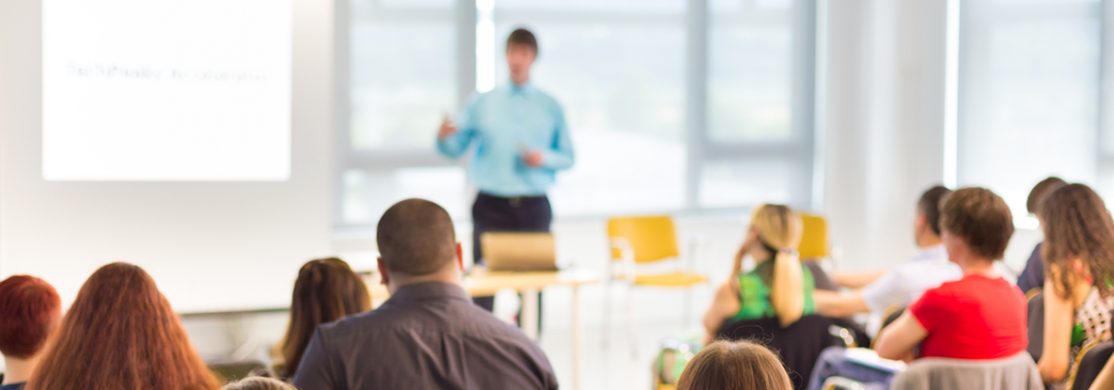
xmin=436 ymin=28 xmax=574 ymax=315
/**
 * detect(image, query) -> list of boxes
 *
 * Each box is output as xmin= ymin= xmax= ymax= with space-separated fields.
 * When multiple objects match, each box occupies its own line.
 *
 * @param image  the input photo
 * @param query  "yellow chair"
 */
xmin=798 ymin=213 xmax=831 ymax=261
xmin=605 ymin=216 xmax=707 ymax=354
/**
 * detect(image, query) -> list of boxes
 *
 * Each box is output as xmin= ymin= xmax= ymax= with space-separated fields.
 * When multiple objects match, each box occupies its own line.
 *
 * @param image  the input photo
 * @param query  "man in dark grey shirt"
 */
xmin=292 ymin=199 xmax=558 ymax=390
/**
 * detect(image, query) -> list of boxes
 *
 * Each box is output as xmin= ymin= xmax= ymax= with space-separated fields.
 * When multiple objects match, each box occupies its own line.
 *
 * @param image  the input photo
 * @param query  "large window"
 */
xmin=339 ymin=0 xmax=816 ymax=227
xmin=956 ymin=0 xmax=1106 ymax=215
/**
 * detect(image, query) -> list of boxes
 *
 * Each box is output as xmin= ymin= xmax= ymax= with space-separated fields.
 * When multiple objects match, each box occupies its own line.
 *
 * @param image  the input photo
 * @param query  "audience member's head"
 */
xmin=27 ymin=262 xmax=219 ymax=390
xmin=221 ymin=377 xmax=297 ymax=390
xmin=1027 ymin=176 xmax=1068 ymax=217
xmin=676 ymin=340 xmax=792 ymax=390
xmin=0 ymin=275 xmax=62 ymax=385
xmin=1038 ymin=183 xmax=1114 ymax=299
xmin=279 ymin=257 xmax=371 ymax=378
xmin=914 ymin=185 xmax=952 ymax=245
xmin=376 ymin=199 xmax=462 ymax=287
xmin=748 ymin=204 xmax=803 ymax=256
xmin=939 ymin=187 xmax=1014 ymax=266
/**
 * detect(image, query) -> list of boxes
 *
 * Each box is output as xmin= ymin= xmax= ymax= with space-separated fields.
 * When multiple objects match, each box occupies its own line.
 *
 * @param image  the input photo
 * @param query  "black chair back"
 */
xmin=1027 ymin=291 xmax=1045 ymax=362
xmin=1071 ymin=341 xmax=1114 ymax=390
xmin=716 ymin=314 xmax=837 ymax=390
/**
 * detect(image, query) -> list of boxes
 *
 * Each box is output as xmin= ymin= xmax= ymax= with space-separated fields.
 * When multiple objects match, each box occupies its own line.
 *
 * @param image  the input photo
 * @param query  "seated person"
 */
xmin=27 ymin=262 xmax=220 ymax=389
xmin=814 ymin=186 xmax=960 ymax=321
xmin=0 ymin=276 xmax=62 ymax=390
xmin=1033 ymin=183 xmax=1114 ymax=384
xmin=702 ymin=204 xmax=814 ymax=342
xmin=875 ymin=187 xmax=1027 ymax=362
xmin=1016 ymin=176 xmax=1067 ymax=294
xmin=276 ymin=257 xmax=371 ymax=379
xmin=677 ymin=340 xmax=793 ymax=390
xmin=292 ymin=199 xmax=558 ymax=389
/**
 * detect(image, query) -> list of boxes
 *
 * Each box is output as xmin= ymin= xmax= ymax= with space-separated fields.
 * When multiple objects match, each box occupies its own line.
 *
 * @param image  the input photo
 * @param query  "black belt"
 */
xmin=478 ymin=192 xmax=547 ymax=207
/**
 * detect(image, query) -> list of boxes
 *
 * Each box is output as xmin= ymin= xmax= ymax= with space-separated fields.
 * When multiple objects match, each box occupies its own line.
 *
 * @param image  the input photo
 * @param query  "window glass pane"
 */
xmin=342 ymin=167 xmax=468 ymax=225
xmin=349 ymin=1 xmax=455 ymax=150
xmin=708 ymin=0 xmax=797 ymax=143
xmin=699 ymin=158 xmax=803 ymax=208
xmin=489 ymin=16 xmax=687 ymax=214
xmin=958 ymin=2 xmax=1100 ymax=213
xmin=495 ymin=0 xmax=684 ymax=13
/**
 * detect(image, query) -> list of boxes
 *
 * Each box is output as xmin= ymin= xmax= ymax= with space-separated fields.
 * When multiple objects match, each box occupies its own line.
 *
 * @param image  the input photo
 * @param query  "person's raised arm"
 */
xmin=813 ymin=290 xmax=871 ymax=318
xmin=436 ymin=100 xmax=479 ymax=159
xmin=770 ymin=252 xmax=805 ymax=327
xmin=831 ymin=271 xmax=886 ymax=289
xmin=875 ymin=311 xmax=928 ymax=361
xmin=1038 ymin=271 xmax=1076 ymax=383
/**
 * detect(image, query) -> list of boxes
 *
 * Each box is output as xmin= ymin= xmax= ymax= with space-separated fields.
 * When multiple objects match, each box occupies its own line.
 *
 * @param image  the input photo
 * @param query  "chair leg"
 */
xmin=625 ymin=284 xmax=638 ymax=358
xmin=602 ymin=277 xmax=611 ymax=349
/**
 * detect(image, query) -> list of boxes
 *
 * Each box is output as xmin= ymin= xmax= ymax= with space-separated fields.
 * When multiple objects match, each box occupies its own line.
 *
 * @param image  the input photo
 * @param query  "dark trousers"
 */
xmin=471 ymin=192 xmax=552 ymax=331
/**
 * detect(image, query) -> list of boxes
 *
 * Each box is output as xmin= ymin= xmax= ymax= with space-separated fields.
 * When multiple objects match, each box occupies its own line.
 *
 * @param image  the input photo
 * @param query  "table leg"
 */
xmin=522 ymin=288 xmax=540 ymax=340
xmin=571 ymin=285 xmax=582 ymax=390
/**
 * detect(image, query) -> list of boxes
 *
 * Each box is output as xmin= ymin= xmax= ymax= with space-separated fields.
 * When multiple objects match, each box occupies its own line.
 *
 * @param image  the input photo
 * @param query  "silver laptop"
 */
xmin=481 ymin=232 xmax=559 ymax=272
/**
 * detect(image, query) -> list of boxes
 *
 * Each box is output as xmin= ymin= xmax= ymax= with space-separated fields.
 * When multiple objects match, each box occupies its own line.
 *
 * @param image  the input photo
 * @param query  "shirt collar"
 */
xmin=912 ymin=244 xmax=948 ymax=262
xmin=386 ymin=281 xmax=471 ymax=305
xmin=507 ymin=81 xmax=535 ymax=96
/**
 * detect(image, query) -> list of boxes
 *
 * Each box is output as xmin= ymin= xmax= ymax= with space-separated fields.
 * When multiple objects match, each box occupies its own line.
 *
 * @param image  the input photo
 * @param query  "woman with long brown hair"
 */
xmin=276 ymin=257 xmax=371 ymax=379
xmin=1035 ymin=183 xmax=1114 ymax=384
xmin=26 ymin=262 xmax=219 ymax=390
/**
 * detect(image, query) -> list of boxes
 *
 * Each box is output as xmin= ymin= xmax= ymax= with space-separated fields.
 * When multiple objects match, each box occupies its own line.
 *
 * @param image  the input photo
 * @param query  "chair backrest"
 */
xmin=716 ymin=314 xmax=837 ymax=390
xmin=607 ymin=216 xmax=680 ymax=264
xmin=798 ymin=213 xmax=830 ymax=261
xmin=890 ymin=352 xmax=1043 ymax=390
xmin=1069 ymin=340 xmax=1114 ymax=390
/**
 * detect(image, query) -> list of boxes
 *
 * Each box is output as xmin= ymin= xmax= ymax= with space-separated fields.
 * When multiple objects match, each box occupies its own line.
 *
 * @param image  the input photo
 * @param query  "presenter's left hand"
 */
xmin=523 ymin=150 xmax=544 ymax=167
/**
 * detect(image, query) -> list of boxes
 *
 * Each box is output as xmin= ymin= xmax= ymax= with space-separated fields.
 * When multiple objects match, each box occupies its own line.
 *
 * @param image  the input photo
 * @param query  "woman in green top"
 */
xmin=702 ymin=204 xmax=815 ymax=343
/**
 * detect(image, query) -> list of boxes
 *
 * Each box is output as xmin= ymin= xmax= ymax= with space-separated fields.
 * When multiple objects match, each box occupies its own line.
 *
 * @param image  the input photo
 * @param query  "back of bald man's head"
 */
xmin=376 ymin=199 xmax=458 ymax=276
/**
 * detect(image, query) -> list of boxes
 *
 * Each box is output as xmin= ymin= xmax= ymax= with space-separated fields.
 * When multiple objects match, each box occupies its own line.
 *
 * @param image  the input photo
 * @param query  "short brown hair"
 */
xmin=279 ymin=257 xmax=371 ymax=378
xmin=222 ymin=377 xmax=297 ymax=390
xmin=1027 ymin=176 xmax=1067 ymax=215
xmin=1038 ymin=183 xmax=1114 ymax=299
xmin=0 ymin=275 xmax=61 ymax=358
xmin=376 ymin=199 xmax=457 ymax=276
xmin=506 ymin=28 xmax=538 ymax=54
xmin=939 ymin=187 xmax=1014 ymax=260
xmin=917 ymin=185 xmax=952 ymax=236
xmin=676 ymin=340 xmax=792 ymax=390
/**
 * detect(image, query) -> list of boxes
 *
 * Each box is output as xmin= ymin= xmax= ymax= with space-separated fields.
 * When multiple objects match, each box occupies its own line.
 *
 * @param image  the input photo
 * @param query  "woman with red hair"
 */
xmin=26 ymin=262 xmax=219 ymax=390
xmin=0 ymin=275 xmax=62 ymax=390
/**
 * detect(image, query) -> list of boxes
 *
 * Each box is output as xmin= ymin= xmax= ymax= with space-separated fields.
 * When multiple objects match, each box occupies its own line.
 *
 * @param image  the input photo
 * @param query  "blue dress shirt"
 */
xmin=436 ymin=82 xmax=574 ymax=197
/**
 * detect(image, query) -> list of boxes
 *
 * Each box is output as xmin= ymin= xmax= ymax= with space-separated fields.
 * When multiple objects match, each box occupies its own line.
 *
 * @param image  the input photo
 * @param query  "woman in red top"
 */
xmin=875 ymin=187 xmax=1027 ymax=361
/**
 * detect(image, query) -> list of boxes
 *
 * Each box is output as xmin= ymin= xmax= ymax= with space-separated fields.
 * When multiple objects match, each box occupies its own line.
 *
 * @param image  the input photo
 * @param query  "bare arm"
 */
xmin=813 ymin=290 xmax=871 ymax=318
xmin=875 ymin=312 xmax=928 ymax=361
xmin=1038 ymin=277 xmax=1075 ymax=383
xmin=832 ymin=271 xmax=886 ymax=289
xmin=1090 ymin=355 xmax=1114 ymax=390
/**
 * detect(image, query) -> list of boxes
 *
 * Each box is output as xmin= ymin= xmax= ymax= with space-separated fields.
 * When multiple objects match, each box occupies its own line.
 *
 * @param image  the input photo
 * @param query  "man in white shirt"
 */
xmin=814 ymin=186 xmax=962 ymax=324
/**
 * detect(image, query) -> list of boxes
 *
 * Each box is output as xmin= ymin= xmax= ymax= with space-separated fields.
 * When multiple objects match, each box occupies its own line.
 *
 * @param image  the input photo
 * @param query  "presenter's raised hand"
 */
xmin=523 ymin=150 xmax=544 ymax=167
xmin=438 ymin=114 xmax=457 ymax=139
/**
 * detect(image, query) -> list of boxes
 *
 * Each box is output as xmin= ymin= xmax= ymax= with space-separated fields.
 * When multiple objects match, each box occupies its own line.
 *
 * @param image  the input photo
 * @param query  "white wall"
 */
xmin=820 ymin=0 xmax=951 ymax=270
xmin=0 ymin=0 xmax=335 ymax=312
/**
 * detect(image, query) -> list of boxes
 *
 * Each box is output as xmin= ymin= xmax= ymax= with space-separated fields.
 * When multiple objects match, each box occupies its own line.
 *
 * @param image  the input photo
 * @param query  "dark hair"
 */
xmin=376 ymin=198 xmax=457 ymax=276
xmin=506 ymin=28 xmax=538 ymax=54
xmin=1038 ymin=183 xmax=1114 ymax=300
xmin=1028 ymin=176 xmax=1068 ymax=215
xmin=279 ymin=257 xmax=371 ymax=378
xmin=917 ymin=185 xmax=952 ymax=236
xmin=676 ymin=340 xmax=792 ymax=390
xmin=28 ymin=262 xmax=220 ymax=390
xmin=0 ymin=275 xmax=61 ymax=358
xmin=939 ymin=187 xmax=1014 ymax=261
